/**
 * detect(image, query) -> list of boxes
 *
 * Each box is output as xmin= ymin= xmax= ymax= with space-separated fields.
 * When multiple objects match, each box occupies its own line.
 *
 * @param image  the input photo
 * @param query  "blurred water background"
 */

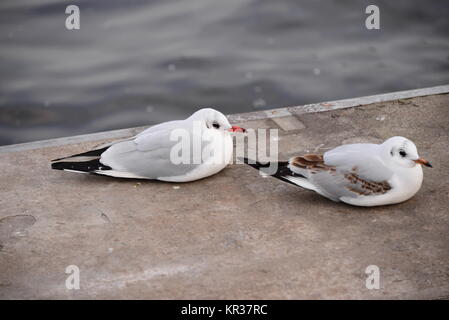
xmin=1 ymin=0 xmax=448 ymax=145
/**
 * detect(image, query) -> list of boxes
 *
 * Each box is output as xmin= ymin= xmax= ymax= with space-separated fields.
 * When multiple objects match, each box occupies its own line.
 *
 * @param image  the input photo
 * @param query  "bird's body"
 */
xmin=52 ymin=108 xmax=244 ymax=182
xmin=243 ymin=137 xmax=431 ymax=207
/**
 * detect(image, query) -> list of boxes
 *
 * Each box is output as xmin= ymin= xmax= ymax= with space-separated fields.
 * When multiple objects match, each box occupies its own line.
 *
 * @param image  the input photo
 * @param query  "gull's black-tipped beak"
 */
xmin=414 ymin=158 xmax=432 ymax=168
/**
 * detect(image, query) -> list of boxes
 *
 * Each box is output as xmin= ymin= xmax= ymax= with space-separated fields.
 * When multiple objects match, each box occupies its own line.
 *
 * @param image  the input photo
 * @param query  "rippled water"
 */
xmin=1 ymin=0 xmax=448 ymax=145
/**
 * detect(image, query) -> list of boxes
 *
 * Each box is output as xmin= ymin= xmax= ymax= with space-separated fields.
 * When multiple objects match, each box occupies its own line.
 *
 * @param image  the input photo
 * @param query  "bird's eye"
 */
xmin=399 ymin=150 xmax=407 ymax=157
xmin=212 ymin=122 xmax=220 ymax=129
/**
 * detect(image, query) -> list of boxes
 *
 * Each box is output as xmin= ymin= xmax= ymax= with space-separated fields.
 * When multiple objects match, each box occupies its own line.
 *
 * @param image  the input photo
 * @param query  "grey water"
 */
xmin=1 ymin=0 xmax=448 ymax=146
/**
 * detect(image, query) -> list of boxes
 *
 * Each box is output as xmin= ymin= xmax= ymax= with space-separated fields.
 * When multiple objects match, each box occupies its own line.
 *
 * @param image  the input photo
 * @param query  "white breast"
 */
xmin=392 ymin=165 xmax=424 ymax=202
xmin=157 ymin=130 xmax=233 ymax=182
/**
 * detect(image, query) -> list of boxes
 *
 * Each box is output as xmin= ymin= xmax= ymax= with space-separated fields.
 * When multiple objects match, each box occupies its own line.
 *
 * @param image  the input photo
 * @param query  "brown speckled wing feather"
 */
xmin=289 ymin=154 xmax=391 ymax=197
xmin=290 ymin=154 xmax=336 ymax=174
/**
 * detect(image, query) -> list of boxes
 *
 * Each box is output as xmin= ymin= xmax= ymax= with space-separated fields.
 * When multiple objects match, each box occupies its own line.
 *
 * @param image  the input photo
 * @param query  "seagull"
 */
xmin=51 ymin=108 xmax=245 ymax=182
xmin=243 ymin=136 xmax=432 ymax=206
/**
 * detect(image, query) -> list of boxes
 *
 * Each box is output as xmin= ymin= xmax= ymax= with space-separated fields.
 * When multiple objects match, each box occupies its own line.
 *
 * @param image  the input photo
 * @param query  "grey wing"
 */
xmin=288 ymin=145 xmax=394 ymax=201
xmin=308 ymin=166 xmax=393 ymax=202
xmin=91 ymin=121 xmax=184 ymax=151
xmin=98 ymin=122 xmax=206 ymax=179
xmin=323 ymin=143 xmax=393 ymax=182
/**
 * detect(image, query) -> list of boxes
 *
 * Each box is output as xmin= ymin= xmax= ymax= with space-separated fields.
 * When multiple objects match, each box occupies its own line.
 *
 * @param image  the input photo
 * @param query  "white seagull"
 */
xmin=243 ymin=136 xmax=432 ymax=206
xmin=52 ymin=108 xmax=245 ymax=182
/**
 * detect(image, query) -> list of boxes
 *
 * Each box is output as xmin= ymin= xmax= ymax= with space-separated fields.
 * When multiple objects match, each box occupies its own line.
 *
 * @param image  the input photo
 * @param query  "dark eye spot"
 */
xmin=212 ymin=122 xmax=220 ymax=129
xmin=399 ymin=150 xmax=407 ymax=157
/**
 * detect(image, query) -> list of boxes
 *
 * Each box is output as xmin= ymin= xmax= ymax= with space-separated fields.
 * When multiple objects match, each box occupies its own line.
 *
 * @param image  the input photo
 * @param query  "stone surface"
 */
xmin=0 ymin=94 xmax=448 ymax=299
xmin=272 ymin=116 xmax=306 ymax=132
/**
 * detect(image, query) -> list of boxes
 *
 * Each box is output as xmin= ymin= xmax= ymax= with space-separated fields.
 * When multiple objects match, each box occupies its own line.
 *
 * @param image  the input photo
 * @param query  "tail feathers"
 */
xmin=51 ymin=158 xmax=112 ymax=173
xmin=240 ymin=157 xmax=306 ymax=187
xmin=51 ymin=146 xmax=110 ymax=162
xmin=51 ymin=146 xmax=111 ymax=173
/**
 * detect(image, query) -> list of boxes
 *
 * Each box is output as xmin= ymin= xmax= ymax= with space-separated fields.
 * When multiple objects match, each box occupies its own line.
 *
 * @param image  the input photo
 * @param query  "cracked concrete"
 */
xmin=0 ymin=93 xmax=448 ymax=299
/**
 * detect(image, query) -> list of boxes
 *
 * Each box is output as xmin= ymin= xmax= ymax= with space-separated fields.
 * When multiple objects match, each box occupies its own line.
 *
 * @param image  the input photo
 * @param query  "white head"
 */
xmin=189 ymin=108 xmax=245 ymax=132
xmin=381 ymin=136 xmax=432 ymax=168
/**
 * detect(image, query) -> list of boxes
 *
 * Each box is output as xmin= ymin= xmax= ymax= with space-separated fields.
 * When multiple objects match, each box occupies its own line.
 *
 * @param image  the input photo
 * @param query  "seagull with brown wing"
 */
xmin=242 ymin=136 xmax=432 ymax=207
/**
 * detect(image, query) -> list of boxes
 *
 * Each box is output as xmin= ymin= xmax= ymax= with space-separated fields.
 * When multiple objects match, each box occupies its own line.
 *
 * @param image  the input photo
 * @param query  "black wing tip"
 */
xmin=238 ymin=157 xmax=288 ymax=168
xmin=238 ymin=157 xmax=288 ymax=169
xmin=50 ymin=159 xmax=112 ymax=172
xmin=51 ymin=146 xmax=110 ymax=163
xmin=51 ymin=162 xmax=63 ymax=170
xmin=239 ymin=157 xmax=306 ymax=187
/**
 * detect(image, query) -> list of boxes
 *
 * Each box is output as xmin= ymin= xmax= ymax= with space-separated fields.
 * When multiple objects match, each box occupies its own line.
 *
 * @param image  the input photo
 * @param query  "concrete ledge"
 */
xmin=0 ymin=89 xmax=448 ymax=299
xmin=230 ymin=84 xmax=449 ymax=122
xmin=1 ymin=85 xmax=448 ymax=153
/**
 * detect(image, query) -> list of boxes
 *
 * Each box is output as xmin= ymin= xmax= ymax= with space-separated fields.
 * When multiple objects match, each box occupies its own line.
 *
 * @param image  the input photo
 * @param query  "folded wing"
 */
xmin=287 ymin=144 xmax=394 ymax=201
xmin=98 ymin=120 xmax=207 ymax=179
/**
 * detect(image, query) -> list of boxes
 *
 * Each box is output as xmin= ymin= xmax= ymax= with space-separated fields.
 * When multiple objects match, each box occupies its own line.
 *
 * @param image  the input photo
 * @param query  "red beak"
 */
xmin=414 ymin=158 xmax=432 ymax=168
xmin=229 ymin=125 xmax=246 ymax=133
